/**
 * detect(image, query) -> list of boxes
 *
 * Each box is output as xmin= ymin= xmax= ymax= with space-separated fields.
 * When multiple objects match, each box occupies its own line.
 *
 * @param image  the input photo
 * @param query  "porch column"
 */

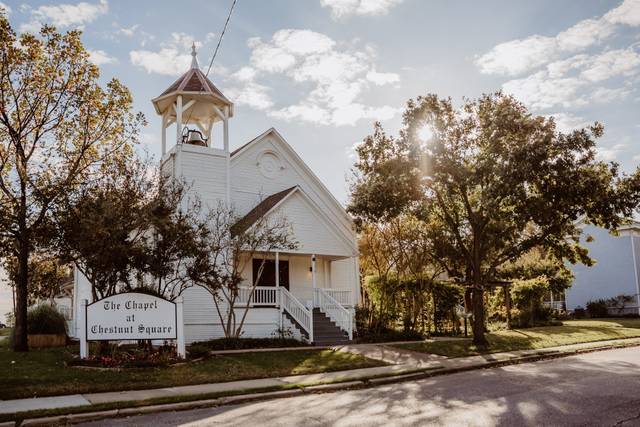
xmin=311 ymin=255 xmax=317 ymax=288
xmin=276 ymin=251 xmax=282 ymax=328
xmin=354 ymin=255 xmax=361 ymax=306
xmin=275 ymin=251 xmax=280 ymax=289
xmin=161 ymin=113 xmax=167 ymax=155
xmin=175 ymin=95 xmax=183 ymax=143
xmin=311 ymin=255 xmax=317 ymax=307
xmin=224 ymin=106 xmax=230 ymax=205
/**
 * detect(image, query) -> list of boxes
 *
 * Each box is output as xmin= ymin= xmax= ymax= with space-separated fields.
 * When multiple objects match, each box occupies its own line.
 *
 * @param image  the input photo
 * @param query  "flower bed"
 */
xmin=68 ymin=345 xmax=182 ymax=368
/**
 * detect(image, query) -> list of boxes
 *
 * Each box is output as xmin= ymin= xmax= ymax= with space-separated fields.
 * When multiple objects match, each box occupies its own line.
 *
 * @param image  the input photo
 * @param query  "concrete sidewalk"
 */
xmin=2 ymin=337 xmax=640 ymax=416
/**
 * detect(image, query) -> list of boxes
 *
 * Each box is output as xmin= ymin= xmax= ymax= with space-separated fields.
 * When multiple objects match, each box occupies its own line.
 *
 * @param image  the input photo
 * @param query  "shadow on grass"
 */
xmin=394 ymin=318 xmax=640 ymax=358
xmin=0 ymin=346 xmax=384 ymax=400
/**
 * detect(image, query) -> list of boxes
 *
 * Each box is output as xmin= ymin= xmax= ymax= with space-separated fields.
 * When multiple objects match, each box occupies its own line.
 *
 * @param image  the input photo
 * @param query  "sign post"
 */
xmin=80 ymin=299 xmax=88 ymax=359
xmin=81 ymin=292 xmax=184 ymax=359
xmin=176 ymin=296 xmax=185 ymax=358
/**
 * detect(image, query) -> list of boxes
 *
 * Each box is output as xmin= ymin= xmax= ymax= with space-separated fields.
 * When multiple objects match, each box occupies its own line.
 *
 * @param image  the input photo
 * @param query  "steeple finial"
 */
xmin=190 ymin=42 xmax=199 ymax=69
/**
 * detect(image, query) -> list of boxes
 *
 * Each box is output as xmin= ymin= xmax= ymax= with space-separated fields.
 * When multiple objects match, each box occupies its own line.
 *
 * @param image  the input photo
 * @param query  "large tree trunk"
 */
xmin=13 ymin=240 xmax=30 ymax=352
xmin=471 ymin=286 xmax=488 ymax=347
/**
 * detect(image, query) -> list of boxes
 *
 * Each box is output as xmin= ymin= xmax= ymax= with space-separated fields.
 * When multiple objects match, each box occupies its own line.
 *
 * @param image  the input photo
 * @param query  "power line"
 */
xmin=182 ymin=0 xmax=238 ymax=139
xmin=205 ymin=0 xmax=238 ymax=77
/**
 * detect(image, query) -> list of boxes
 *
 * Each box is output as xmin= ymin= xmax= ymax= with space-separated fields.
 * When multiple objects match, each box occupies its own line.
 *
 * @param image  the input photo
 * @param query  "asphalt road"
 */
xmin=79 ymin=346 xmax=640 ymax=426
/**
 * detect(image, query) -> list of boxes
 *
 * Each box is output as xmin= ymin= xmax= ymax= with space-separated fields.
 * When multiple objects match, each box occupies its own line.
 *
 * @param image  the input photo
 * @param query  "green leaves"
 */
xmin=350 ymin=91 xmax=640 ymax=345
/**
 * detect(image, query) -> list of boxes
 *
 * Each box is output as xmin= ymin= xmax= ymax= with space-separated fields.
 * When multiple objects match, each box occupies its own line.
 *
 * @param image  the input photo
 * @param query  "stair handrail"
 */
xmin=314 ymin=288 xmax=353 ymax=340
xmin=280 ymin=287 xmax=313 ymax=342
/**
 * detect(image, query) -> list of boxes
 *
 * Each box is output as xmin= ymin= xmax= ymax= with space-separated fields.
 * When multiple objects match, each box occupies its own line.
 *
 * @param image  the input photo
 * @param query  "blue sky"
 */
xmin=0 ymin=0 xmax=639 ymax=316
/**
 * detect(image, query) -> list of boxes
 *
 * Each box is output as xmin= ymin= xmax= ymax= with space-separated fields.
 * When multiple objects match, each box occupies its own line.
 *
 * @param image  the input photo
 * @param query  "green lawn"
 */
xmin=393 ymin=318 xmax=640 ymax=358
xmin=0 ymin=343 xmax=385 ymax=400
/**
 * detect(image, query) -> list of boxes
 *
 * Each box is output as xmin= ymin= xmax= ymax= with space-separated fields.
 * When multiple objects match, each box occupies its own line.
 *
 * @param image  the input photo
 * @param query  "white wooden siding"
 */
xmin=178 ymin=145 xmax=227 ymax=209
xmin=230 ymin=133 xmax=356 ymax=251
xmin=271 ymin=192 xmax=353 ymax=257
xmin=181 ymin=286 xmax=305 ymax=343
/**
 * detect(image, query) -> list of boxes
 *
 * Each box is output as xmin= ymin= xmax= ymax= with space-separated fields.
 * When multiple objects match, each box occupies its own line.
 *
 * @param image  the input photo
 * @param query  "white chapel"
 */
xmin=71 ymin=46 xmax=360 ymax=345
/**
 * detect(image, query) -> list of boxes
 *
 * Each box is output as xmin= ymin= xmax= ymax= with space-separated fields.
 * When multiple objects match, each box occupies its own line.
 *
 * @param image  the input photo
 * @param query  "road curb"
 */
xmin=14 ymin=340 xmax=640 ymax=426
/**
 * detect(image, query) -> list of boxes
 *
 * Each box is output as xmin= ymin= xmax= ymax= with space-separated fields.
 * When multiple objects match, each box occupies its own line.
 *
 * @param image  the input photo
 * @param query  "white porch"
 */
xmin=236 ymin=252 xmax=359 ymax=343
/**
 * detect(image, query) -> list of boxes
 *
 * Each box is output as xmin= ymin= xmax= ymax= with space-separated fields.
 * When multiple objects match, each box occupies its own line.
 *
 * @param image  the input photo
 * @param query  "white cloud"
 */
xmin=366 ymin=69 xmax=401 ymax=85
xmin=88 ymin=49 xmax=116 ymax=65
xmin=545 ymin=113 xmax=591 ymax=133
xmin=476 ymin=35 xmax=558 ymax=76
xmin=230 ymin=29 xmax=401 ymax=126
xmin=0 ymin=1 xmax=11 ymax=14
xmin=130 ymin=32 xmax=226 ymax=76
xmin=232 ymin=66 xmax=257 ymax=82
xmin=225 ymin=82 xmax=273 ymax=110
xmin=476 ymin=0 xmax=640 ymax=76
xmin=271 ymin=103 xmax=331 ymax=123
xmin=20 ymin=0 xmax=108 ymax=33
xmin=117 ymin=24 xmax=139 ymax=38
xmin=597 ymin=143 xmax=626 ymax=161
xmin=502 ymin=47 xmax=640 ymax=110
xmin=605 ymin=0 xmax=640 ymax=26
xmin=320 ymin=0 xmax=404 ymax=19
xmin=579 ymin=48 xmax=640 ymax=82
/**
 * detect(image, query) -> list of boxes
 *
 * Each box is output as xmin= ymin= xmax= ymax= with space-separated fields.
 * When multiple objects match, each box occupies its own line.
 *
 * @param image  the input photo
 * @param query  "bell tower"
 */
xmin=152 ymin=44 xmax=234 ymax=204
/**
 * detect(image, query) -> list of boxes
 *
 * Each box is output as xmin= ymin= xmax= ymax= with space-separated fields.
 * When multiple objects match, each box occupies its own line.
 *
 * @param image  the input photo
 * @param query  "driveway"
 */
xmin=78 ymin=346 xmax=640 ymax=426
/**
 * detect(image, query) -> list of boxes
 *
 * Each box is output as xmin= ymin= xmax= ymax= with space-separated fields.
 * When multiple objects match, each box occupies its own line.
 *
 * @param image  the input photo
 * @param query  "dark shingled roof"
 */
xmin=231 ymin=187 xmax=297 ymax=237
xmin=160 ymin=67 xmax=231 ymax=104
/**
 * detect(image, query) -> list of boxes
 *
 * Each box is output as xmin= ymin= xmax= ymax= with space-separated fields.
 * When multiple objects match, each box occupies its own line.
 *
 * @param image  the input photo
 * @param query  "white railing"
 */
xmin=281 ymin=287 xmax=313 ymax=342
xmin=236 ymin=286 xmax=279 ymax=306
xmin=322 ymin=288 xmax=353 ymax=306
xmin=543 ymin=301 xmax=566 ymax=311
xmin=314 ymin=288 xmax=353 ymax=340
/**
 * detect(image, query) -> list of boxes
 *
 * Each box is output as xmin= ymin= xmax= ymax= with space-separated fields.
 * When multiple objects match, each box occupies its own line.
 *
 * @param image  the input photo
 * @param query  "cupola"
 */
xmin=152 ymin=43 xmax=234 ymax=155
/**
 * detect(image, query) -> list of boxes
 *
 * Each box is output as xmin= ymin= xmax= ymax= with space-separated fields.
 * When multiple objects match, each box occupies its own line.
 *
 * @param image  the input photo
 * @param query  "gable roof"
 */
xmin=160 ymin=67 xmax=231 ymax=103
xmin=230 ymin=128 xmax=356 ymax=235
xmin=230 ymin=186 xmax=297 ymax=237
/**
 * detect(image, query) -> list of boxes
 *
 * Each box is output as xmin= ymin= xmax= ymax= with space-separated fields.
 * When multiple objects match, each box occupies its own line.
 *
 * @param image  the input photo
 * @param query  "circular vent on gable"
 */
xmin=257 ymin=151 xmax=284 ymax=179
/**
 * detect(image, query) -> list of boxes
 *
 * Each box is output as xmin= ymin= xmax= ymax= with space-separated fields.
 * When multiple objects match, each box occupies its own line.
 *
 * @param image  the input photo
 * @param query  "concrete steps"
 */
xmin=312 ymin=308 xmax=349 ymax=346
xmin=282 ymin=307 xmax=351 ymax=346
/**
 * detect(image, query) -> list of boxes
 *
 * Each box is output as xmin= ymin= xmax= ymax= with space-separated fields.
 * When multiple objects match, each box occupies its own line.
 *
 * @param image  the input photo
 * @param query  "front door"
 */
xmin=252 ymin=258 xmax=289 ymax=290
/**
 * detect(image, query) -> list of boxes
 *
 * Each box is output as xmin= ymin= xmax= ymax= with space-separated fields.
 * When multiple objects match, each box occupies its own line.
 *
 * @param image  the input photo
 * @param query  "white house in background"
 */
xmin=70 ymin=46 xmax=360 ymax=345
xmin=565 ymin=222 xmax=640 ymax=315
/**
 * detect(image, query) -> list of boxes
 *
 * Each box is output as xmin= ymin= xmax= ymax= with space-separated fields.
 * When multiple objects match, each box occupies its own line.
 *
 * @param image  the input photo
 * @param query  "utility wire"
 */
xmin=182 ymin=0 xmax=238 ymax=139
xmin=205 ymin=0 xmax=238 ymax=77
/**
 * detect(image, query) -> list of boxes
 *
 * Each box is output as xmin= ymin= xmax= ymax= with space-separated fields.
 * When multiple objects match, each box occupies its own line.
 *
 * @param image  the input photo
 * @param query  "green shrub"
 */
xmin=193 ymin=336 xmax=309 ymax=350
xmin=187 ymin=344 xmax=210 ymax=359
xmin=27 ymin=304 xmax=67 ymax=335
xmin=510 ymin=277 xmax=549 ymax=327
xmin=355 ymin=328 xmax=424 ymax=343
xmin=573 ymin=306 xmax=586 ymax=319
xmin=605 ymin=294 xmax=635 ymax=315
xmin=586 ymin=299 xmax=609 ymax=318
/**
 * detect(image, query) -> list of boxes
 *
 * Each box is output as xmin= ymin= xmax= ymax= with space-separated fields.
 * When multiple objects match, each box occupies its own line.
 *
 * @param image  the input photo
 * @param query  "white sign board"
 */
xmin=86 ymin=292 xmax=177 ymax=341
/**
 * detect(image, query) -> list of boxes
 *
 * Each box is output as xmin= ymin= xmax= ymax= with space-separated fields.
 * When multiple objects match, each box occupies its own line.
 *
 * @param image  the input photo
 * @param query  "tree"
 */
xmin=350 ymin=92 xmax=639 ymax=346
xmin=0 ymin=17 xmax=143 ymax=351
xmin=190 ymin=203 xmax=296 ymax=338
xmin=54 ymin=155 xmax=153 ymax=300
xmin=134 ymin=179 xmax=210 ymax=299
xmin=357 ymin=216 xmax=443 ymax=333
xmin=56 ymin=155 xmax=209 ymax=302
xmin=4 ymin=251 xmax=71 ymax=305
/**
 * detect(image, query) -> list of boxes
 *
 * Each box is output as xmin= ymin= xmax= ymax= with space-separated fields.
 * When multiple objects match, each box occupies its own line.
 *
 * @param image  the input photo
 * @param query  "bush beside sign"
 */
xmin=80 ymin=292 xmax=185 ymax=359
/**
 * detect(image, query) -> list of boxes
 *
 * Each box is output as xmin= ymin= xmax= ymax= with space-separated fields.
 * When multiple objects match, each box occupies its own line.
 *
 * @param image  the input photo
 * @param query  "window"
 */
xmin=252 ymin=258 xmax=289 ymax=290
